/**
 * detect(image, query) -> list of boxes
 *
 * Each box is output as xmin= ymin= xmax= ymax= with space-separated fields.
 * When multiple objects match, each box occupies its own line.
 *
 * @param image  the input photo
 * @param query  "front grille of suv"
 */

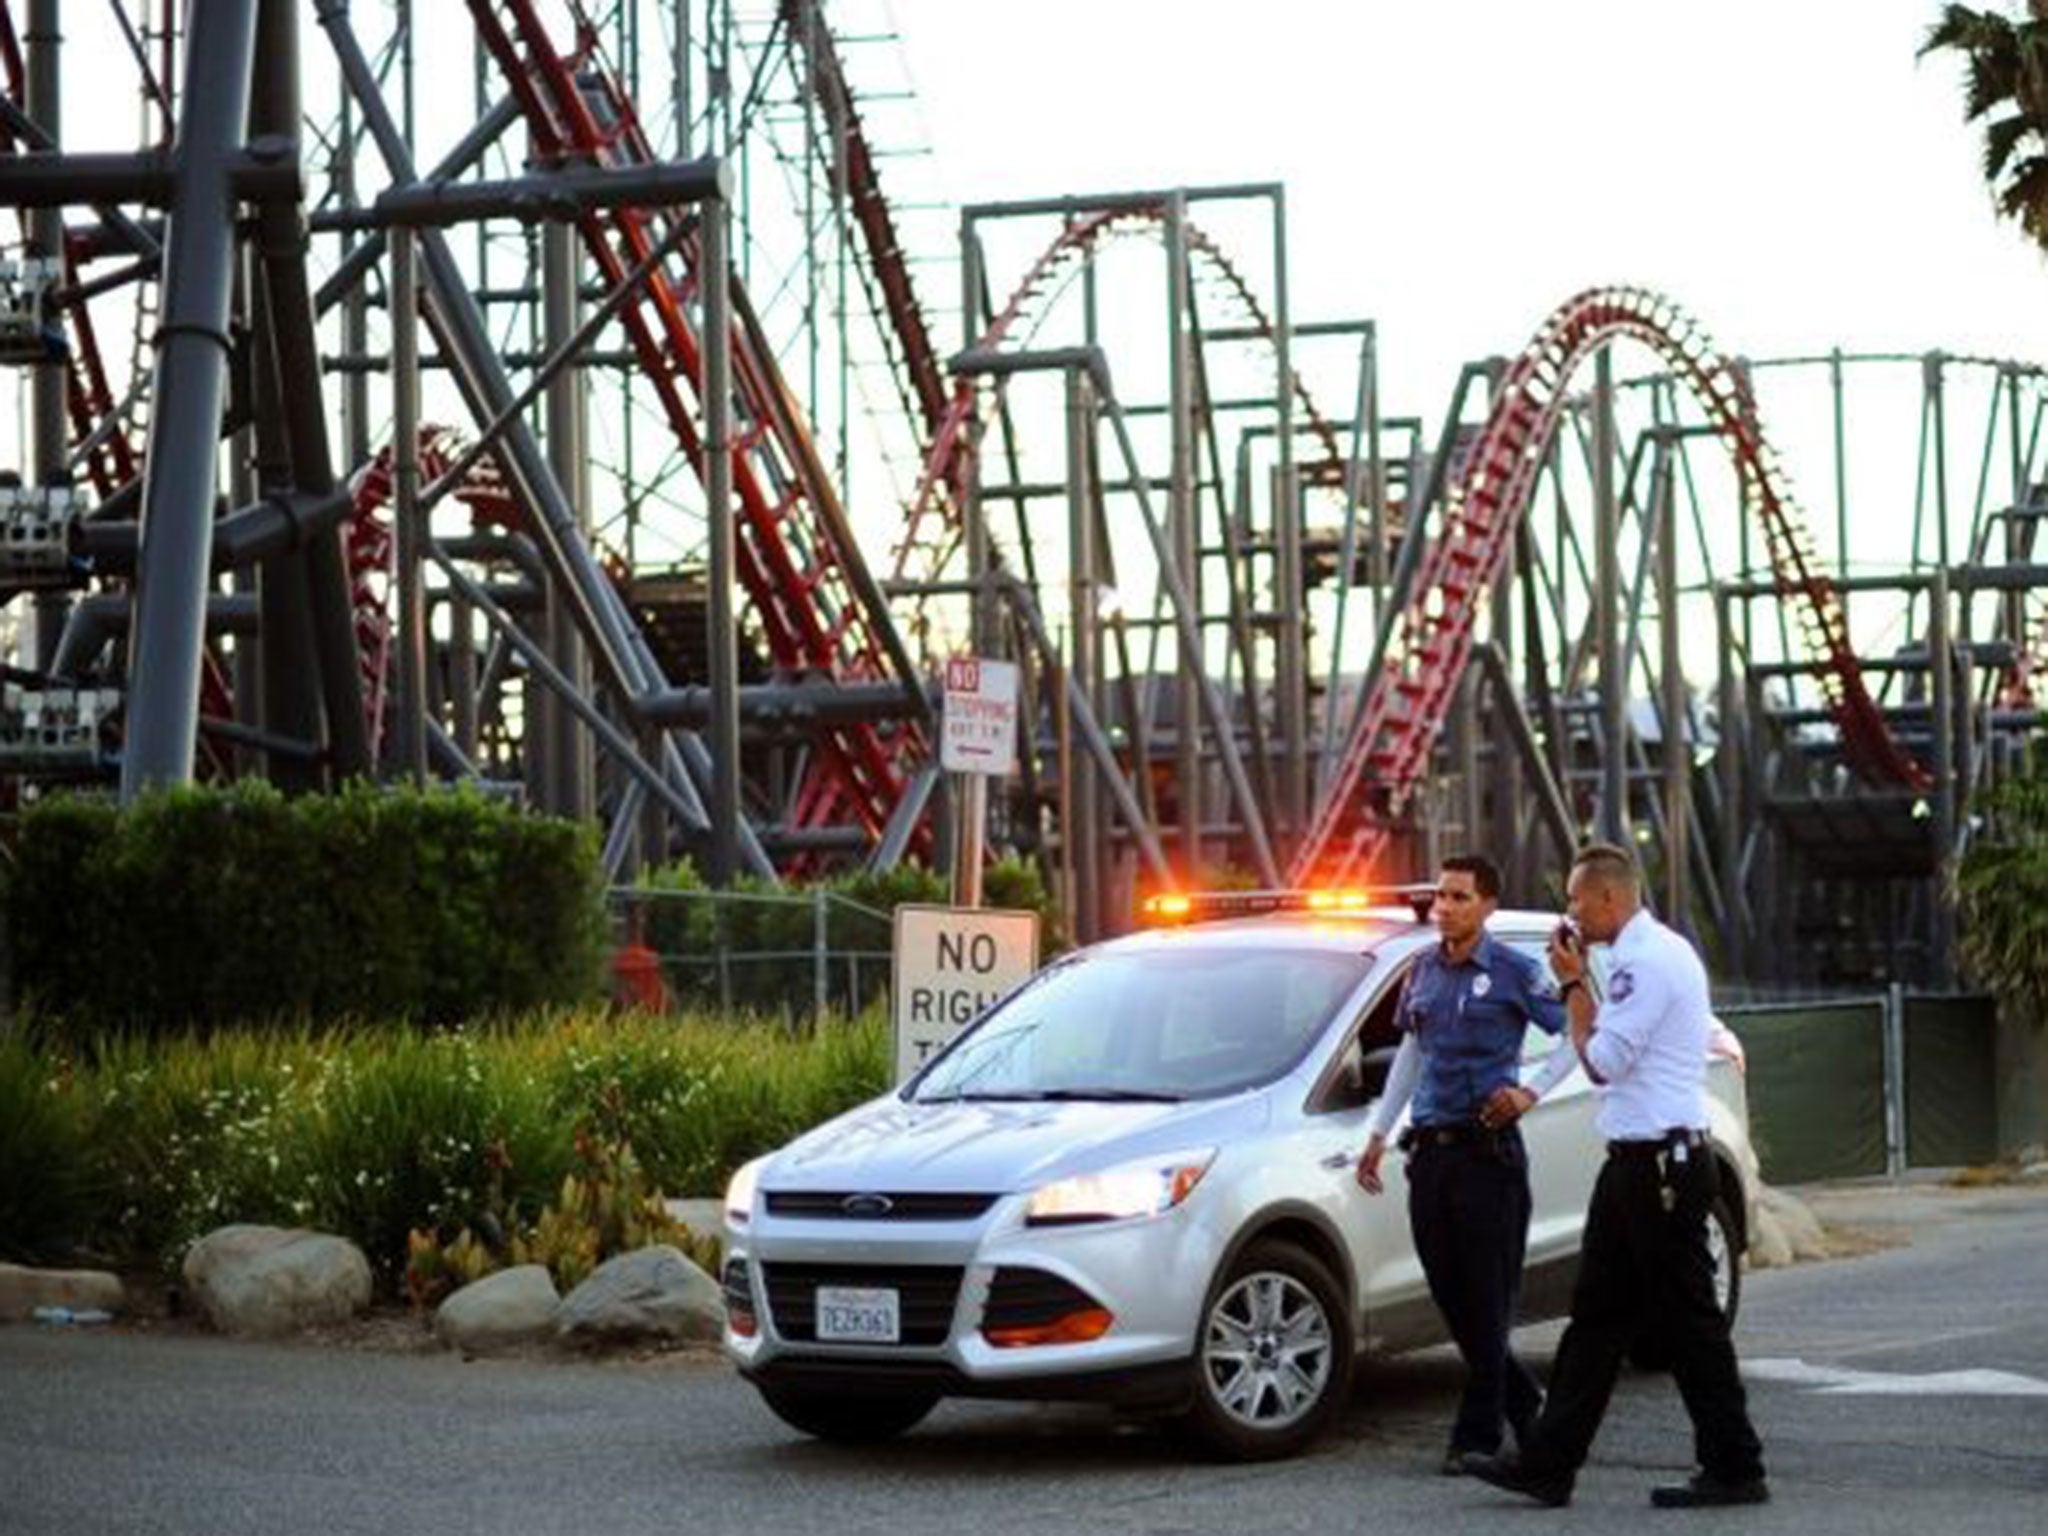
xmin=763 ymin=1191 xmax=998 ymax=1221
xmin=760 ymin=1263 xmax=966 ymax=1345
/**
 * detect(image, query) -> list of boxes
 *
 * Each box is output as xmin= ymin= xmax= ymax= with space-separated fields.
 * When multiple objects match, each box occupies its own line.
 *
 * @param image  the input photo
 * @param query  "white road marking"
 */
xmin=1744 ymin=1357 xmax=2048 ymax=1397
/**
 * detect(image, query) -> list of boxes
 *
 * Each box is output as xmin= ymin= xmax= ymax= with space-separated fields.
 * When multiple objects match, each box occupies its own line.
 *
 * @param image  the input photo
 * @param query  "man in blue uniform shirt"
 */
xmin=1356 ymin=853 xmax=1574 ymax=1473
xmin=1466 ymin=843 xmax=1767 ymax=1509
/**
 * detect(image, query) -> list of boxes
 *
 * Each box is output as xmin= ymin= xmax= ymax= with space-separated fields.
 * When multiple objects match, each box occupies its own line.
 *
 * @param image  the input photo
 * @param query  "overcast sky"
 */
xmin=888 ymin=0 xmax=2047 ymax=421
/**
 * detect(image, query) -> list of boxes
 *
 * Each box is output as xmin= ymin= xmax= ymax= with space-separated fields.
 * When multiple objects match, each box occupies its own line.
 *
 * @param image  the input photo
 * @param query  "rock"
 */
xmin=1758 ymin=1184 xmax=1829 ymax=1262
xmin=182 ymin=1225 xmax=372 ymax=1337
xmin=0 ymin=1263 xmax=125 ymax=1322
xmin=555 ymin=1245 xmax=723 ymax=1347
xmin=436 ymin=1265 xmax=560 ymax=1356
xmin=1745 ymin=1203 xmax=1796 ymax=1271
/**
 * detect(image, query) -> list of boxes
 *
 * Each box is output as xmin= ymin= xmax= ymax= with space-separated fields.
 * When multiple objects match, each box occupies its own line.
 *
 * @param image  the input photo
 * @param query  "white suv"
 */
xmin=721 ymin=891 xmax=1756 ymax=1460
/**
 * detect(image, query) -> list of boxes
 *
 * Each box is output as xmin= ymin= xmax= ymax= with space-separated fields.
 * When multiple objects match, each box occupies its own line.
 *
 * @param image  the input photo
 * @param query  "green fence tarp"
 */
xmin=1725 ymin=1002 xmax=1887 ymax=1184
xmin=1904 ymin=995 xmax=1999 ymax=1169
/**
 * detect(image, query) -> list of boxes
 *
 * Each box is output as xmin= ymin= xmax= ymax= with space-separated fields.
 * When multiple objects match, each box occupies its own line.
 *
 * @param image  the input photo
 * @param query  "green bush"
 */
xmin=0 ymin=1036 xmax=102 ymax=1263
xmin=0 ymin=1006 xmax=890 ymax=1287
xmin=1958 ymin=754 xmax=2048 ymax=1021
xmin=5 ymin=782 xmax=606 ymax=1036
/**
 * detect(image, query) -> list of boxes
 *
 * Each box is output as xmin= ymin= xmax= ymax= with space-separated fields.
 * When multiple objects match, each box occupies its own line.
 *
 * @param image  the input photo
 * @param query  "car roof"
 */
xmin=1088 ymin=908 xmax=1560 ymax=960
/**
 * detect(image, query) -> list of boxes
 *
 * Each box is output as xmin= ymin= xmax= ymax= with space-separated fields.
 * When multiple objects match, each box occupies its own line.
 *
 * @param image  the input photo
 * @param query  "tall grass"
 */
xmin=0 ymin=1008 xmax=890 ymax=1287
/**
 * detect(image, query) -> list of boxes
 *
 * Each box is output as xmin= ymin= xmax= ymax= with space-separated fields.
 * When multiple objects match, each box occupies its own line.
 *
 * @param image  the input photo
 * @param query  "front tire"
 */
xmin=753 ymin=1381 xmax=939 ymax=1444
xmin=1175 ymin=1238 xmax=1354 ymax=1461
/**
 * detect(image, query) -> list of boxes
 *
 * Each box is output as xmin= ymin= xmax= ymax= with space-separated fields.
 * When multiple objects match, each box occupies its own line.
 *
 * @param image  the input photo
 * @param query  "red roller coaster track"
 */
xmin=468 ymin=0 xmax=927 ymax=848
xmin=1290 ymin=285 xmax=1935 ymax=887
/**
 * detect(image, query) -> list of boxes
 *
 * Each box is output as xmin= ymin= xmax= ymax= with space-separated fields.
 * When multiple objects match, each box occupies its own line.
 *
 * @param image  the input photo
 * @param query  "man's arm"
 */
xmin=1357 ymin=1033 xmax=1422 ymax=1194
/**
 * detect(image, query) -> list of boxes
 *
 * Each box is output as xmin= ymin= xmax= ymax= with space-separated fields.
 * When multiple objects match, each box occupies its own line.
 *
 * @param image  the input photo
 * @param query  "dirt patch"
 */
xmin=1812 ymin=1220 xmax=1907 ymax=1261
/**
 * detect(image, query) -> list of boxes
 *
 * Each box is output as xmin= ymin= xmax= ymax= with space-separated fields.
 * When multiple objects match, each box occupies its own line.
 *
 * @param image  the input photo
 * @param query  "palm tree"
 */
xmin=1922 ymin=2 xmax=2048 ymax=248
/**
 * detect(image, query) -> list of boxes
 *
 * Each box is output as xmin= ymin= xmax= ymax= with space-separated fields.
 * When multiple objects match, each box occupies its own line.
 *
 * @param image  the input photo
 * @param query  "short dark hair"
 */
xmin=1572 ymin=842 xmax=1640 ymax=892
xmin=1439 ymin=853 xmax=1502 ymax=901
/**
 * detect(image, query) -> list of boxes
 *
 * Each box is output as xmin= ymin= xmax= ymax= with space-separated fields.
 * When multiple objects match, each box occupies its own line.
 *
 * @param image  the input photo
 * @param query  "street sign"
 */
xmin=891 ymin=903 xmax=1039 ymax=1083
xmin=940 ymin=655 xmax=1019 ymax=775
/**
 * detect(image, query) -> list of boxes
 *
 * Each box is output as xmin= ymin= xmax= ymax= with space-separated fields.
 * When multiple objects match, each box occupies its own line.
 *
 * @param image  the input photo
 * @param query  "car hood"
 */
xmin=763 ymin=1093 xmax=1255 ymax=1194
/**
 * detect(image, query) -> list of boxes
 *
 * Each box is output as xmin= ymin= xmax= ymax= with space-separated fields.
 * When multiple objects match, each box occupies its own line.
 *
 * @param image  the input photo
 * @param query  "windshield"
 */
xmin=911 ymin=945 xmax=1371 ymax=1103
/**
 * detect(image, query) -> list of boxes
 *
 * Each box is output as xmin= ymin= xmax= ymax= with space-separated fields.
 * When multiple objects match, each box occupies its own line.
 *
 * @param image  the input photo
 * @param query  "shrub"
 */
xmin=1958 ymin=755 xmax=2048 ymax=1023
xmin=6 ymin=782 xmax=606 ymax=1036
xmin=0 ymin=1036 xmax=101 ymax=1263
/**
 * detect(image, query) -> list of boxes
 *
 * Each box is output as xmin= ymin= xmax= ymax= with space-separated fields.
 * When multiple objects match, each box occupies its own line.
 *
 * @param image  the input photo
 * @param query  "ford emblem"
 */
xmin=842 ymin=1192 xmax=894 ymax=1217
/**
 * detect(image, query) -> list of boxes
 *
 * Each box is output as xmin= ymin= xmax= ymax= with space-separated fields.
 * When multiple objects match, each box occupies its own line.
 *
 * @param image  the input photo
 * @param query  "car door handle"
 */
xmin=1321 ymin=1150 xmax=1358 ymax=1170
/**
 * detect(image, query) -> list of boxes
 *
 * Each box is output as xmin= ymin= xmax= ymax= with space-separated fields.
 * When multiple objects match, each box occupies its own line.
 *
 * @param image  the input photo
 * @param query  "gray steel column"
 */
xmin=450 ymin=592 xmax=478 ymax=757
xmin=703 ymin=192 xmax=740 ymax=886
xmin=1166 ymin=192 xmax=1201 ymax=873
xmin=251 ymin=0 xmax=370 ymax=781
xmin=122 ymin=0 xmax=261 ymax=798
xmin=391 ymin=224 xmax=427 ymax=784
xmin=1657 ymin=432 xmax=1688 ymax=926
xmin=542 ymin=218 xmax=593 ymax=819
xmin=1715 ymin=586 xmax=1744 ymax=980
xmin=26 ymin=0 xmax=68 ymax=669
xmin=1271 ymin=185 xmax=1305 ymax=841
xmin=1594 ymin=344 xmax=1627 ymax=843
xmin=1930 ymin=564 xmax=1955 ymax=988
xmin=1066 ymin=363 xmax=1099 ymax=942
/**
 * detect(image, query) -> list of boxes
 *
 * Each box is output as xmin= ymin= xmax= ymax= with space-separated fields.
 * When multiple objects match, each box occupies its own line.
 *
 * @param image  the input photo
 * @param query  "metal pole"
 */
xmin=812 ymin=885 xmax=829 ymax=1021
xmin=1658 ymin=432 xmax=1688 ymax=925
xmin=542 ymin=218 xmax=592 ymax=819
xmin=1272 ymin=185 xmax=1305 ymax=840
xmin=1166 ymin=193 xmax=1201 ymax=873
xmin=26 ymin=0 xmax=68 ymax=670
xmin=1884 ymin=982 xmax=1908 ymax=1176
xmin=704 ymin=191 xmax=740 ymax=886
xmin=1594 ymin=344 xmax=1627 ymax=843
xmin=1930 ymin=564 xmax=1955 ymax=989
xmin=952 ymin=772 xmax=986 ymax=908
xmin=1066 ymin=364 xmax=1099 ymax=941
xmin=392 ymin=224 xmax=427 ymax=785
xmin=122 ymin=0 xmax=261 ymax=797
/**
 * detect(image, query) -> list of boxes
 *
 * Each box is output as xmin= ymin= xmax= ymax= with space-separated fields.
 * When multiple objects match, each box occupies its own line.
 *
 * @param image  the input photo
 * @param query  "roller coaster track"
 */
xmin=1290 ymin=286 xmax=1934 ymax=886
xmin=888 ymin=204 xmax=1350 ymax=605
xmin=468 ymin=0 xmax=926 ymax=847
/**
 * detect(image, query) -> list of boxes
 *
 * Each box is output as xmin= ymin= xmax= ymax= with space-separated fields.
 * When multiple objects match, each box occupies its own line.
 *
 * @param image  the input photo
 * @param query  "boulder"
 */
xmin=182 ymin=1225 xmax=372 ymax=1337
xmin=1759 ymin=1184 xmax=1830 ymax=1262
xmin=0 ymin=1263 xmax=125 ymax=1322
xmin=556 ymin=1245 xmax=723 ymax=1347
xmin=436 ymin=1265 xmax=560 ymax=1356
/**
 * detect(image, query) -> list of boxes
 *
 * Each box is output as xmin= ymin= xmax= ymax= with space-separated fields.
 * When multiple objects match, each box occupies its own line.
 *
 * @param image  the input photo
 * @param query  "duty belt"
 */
xmin=1606 ymin=1128 xmax=1707 ymax=1159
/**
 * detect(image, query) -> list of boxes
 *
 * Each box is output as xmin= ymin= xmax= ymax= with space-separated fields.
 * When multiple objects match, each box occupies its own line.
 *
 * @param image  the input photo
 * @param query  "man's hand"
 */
xmin=1480 ymin=1083 xmax=1536 ymax=1130
xmin=1547 ymin=924 xmax=1586 ymax=985
xmin=1356 ymin=1132 xmax=1388 ymax=1195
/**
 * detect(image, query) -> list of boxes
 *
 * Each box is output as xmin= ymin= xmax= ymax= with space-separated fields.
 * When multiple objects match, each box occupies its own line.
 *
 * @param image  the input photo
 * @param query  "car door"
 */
xmin=1303 ymin=952 xmax=1438 ymax=1343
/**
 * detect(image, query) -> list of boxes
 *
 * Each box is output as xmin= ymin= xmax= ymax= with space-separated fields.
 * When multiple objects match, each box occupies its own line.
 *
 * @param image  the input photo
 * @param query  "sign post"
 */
xmin=940 ymin=655 xmax=1018 ymax=909
xmin=890 ymin=903 xmax=1040 ymax=1083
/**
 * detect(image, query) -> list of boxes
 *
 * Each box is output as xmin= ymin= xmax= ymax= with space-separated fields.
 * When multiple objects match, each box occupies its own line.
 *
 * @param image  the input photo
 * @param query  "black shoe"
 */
xmin=1463 ymin=1451 xmax=1574 ymax=1508
xmin=1650 ymin=1473 xmax=1770 ymax=1508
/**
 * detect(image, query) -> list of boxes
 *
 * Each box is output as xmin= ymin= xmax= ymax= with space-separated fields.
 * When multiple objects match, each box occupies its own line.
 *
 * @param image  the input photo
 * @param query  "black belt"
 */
xmin=1606 ymin=1128 xmax=1707 ymax=1159
xmin=1401 ymin=1121 xmax=1511 ymax=1152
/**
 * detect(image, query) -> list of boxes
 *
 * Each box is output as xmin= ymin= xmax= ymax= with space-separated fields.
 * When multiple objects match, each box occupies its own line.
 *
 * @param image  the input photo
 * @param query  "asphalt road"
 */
xmin=3 ymin=1179 xmax=2046 ymax=1536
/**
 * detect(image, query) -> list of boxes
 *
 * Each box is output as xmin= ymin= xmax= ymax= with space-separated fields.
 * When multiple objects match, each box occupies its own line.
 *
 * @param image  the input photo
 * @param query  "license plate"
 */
xmin=815 ymin=1286 xmax=900 ymax=1343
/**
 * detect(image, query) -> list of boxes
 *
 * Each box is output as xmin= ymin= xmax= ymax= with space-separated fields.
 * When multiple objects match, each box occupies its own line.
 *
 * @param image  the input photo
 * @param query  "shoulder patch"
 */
xmin=1609 ymin=966 xmax=1636 ymax=1003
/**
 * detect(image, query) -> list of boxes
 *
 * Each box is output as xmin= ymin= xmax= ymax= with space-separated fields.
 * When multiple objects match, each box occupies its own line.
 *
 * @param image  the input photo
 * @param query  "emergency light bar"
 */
xmin=1140 ymin=886 xmax=1438 ymax=926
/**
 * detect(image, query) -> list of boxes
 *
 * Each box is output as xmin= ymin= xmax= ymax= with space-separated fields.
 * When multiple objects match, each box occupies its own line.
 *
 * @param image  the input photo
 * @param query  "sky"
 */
xmin=887 ymin=0 xmax=2048 ymax=424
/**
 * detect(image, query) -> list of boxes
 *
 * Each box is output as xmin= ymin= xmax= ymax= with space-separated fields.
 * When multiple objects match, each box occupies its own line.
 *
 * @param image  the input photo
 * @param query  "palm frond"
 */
xmin=1969 ymin=44 xmax=2023 ymax=119
xmin=1984 ymin=112 xmax=2036 ymax=180
xmin=1998 ymin=152 xmax=2048 ymax=250
xmin=1921 ymin=3 xmax=2014 ymax=60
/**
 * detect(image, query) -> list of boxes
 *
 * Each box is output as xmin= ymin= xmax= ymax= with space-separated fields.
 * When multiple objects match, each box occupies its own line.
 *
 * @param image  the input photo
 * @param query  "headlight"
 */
xmin=724 ymin=1156 xmax=767 ymax=1227
xmin=1024 ymin=1148 xmax=1216 ymax=1227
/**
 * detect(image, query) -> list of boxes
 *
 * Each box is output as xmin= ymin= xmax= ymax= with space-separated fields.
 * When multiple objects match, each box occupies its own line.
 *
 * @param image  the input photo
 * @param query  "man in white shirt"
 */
xmin=1466 ymin=843 xmax=1767 ymax=1510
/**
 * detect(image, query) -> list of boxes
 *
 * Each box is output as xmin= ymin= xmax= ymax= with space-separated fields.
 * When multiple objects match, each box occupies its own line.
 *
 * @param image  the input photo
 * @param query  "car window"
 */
xmin=911 ymin=945 xmax=1372 ymax=1103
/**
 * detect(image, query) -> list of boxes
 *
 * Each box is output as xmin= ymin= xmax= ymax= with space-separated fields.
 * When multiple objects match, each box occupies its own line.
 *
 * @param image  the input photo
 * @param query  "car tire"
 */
xmin=1628 ymin=1193 xmax=1743 ymax=1373
xmin=752 ymin=1381 xmax=939 ymax=1444
xmin=1174 ymin=1237 xmax=1354 ymax=1462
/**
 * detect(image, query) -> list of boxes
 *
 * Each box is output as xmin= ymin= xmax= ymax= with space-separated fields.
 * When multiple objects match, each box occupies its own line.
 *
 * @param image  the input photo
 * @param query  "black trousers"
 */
xmin=1407 ymin=1129 xmax=1545 ymax=1454
xmin=1520 ymin=1143 xmax=1765 ymax=1482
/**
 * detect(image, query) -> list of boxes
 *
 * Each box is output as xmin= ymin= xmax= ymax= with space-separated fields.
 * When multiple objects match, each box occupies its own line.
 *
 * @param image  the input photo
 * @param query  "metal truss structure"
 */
xmin=1 ymin=0 xmax=2041 ymax=991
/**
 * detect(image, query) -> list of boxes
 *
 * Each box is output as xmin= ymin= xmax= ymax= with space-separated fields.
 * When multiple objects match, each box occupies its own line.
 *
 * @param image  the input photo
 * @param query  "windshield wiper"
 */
xmin=914 ymin=1091 xmax=1049 ymax=1104
xmin=1025 ymin=1087 xmax=1186 ymax=1103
